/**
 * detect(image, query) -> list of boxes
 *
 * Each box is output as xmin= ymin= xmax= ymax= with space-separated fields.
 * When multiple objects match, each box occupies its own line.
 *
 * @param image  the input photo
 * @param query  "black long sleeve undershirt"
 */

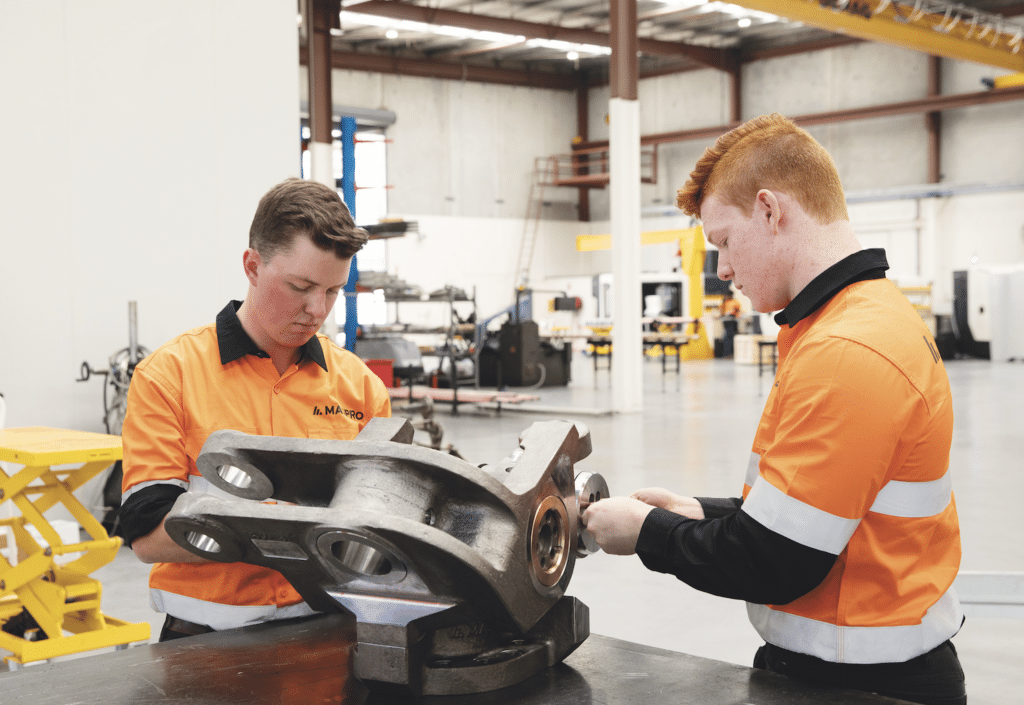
xmin=635 ymin=498 xmax=836 ymax=605
xmin=119 ymin=484 xmax=186 ymax=548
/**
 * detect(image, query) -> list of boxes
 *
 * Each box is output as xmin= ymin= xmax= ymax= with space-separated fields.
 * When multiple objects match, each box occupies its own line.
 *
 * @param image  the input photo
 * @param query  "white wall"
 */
xmin=301 ymin=69 xmax=581 ymax=221
xmin=942 ymin=59 xmax=1024 ymax=184
xmin=0 ymin=1 xmax=300 ymax=431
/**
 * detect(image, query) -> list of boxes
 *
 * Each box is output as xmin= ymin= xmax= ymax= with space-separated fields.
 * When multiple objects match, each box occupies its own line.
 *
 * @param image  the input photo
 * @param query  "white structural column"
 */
xmin=609 ymin=0 xmax=643 ymax=413
xmin=609 ymin=99 xmax=643 ymax=412
xmin=309 ymin=142 xmax=334 ymax=189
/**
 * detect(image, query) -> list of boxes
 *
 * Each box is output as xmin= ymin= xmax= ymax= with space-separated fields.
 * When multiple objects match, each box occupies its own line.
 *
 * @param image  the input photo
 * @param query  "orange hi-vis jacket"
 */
xmin=121 ymin=302 xmax=391 ymax=630
xmin=742 ymin=275 xmax=962 ymax=664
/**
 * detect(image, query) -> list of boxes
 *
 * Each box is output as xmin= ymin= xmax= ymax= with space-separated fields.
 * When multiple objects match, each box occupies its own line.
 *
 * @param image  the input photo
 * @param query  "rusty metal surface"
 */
xmin=0 ymin=614 xmax=913 ymax=705
xmin=162 ymin=418 xmax=607 ymax=696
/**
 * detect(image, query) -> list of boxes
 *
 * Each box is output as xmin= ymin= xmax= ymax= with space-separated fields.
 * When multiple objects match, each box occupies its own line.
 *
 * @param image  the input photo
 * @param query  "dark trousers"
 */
xmin=754 ymin=640 xmax=966 ymax=705
xmin=158 ymin=614 xmax=215 ymax=642
xmin=721 ymin=319 xmax=738 ymax=357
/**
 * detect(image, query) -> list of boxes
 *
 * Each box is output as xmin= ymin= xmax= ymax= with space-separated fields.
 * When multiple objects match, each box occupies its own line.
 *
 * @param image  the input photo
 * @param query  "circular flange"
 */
xmin=574 ymin=471 xmax=610 ymax=557
xmin=528 ymin=496 xmax=570 ymax=588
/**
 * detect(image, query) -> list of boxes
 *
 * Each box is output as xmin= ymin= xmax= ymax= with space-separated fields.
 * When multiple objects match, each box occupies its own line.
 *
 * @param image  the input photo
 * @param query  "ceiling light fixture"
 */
xmin=707 ymin=2 xmax=781 ymax=24
xmin=385 ymin=29 xmax=398 ymax=39
xmin=738 ymin=18 xmax=752 ymax=27
xmin=655 ymin=0 xmax=708 ymax=9
xmin=339 ymin=11 xmax=610 ymax=56
xmin=567 ymin=51 xmax=579 ymax=61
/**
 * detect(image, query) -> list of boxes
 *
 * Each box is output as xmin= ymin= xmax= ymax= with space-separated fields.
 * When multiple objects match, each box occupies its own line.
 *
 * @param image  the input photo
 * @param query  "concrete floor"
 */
xmin=7 ymin=356 xmax=1023 ymax=704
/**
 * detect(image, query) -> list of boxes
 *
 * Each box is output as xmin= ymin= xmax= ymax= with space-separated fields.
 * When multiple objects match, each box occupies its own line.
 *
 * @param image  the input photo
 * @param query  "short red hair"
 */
xmin=676 ymin=113 xmax=848 ymax=224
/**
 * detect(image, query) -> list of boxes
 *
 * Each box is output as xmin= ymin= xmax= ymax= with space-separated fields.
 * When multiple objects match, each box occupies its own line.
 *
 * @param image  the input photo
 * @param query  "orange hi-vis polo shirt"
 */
xmin=742 ymin=271 xmax=961 ymax=664
xmin=121 ymin=301 xmax=391 ymax=630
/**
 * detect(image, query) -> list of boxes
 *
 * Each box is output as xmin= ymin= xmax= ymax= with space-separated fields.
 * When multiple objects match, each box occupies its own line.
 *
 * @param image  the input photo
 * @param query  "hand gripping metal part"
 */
xmin=163 ymin=417 xmax=608 ymax=696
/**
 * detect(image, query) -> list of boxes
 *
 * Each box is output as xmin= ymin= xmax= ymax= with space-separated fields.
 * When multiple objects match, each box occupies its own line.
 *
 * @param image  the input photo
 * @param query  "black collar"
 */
xmin=774 ymin=249 xmax=889 ymax=327
xmin=216 ymin=301 xmax=328 ymax=371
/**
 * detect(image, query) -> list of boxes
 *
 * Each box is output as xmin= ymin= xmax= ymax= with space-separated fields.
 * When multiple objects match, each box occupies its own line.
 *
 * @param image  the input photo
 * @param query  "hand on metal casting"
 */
xmin=581 ymin=496 xmax=655 ymax=556
xmin=630 ymin=487 xmax=705 ymax=520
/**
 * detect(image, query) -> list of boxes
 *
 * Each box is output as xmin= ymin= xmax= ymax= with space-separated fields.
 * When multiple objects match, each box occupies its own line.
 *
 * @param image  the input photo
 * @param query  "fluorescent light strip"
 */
xmin=339 ymin=11 xmax=611 ymax=56
xmin=654 ymin=0 xmax=782 ymax=25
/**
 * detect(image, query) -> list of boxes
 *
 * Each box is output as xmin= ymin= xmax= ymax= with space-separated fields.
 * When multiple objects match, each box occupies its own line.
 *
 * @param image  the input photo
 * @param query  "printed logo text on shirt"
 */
xmin=313 ymin=405 xmax=364 ymax=419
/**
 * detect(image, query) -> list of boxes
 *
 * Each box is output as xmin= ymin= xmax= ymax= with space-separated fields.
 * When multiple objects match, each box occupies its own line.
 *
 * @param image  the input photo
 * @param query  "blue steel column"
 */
xmin=341 ymin=116 xmax=359 ymax=351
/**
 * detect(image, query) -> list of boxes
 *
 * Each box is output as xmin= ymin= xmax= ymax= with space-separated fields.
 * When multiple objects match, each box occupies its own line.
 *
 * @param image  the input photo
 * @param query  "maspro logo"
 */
xmin=312 ymin=405 xmax=364 ymax=420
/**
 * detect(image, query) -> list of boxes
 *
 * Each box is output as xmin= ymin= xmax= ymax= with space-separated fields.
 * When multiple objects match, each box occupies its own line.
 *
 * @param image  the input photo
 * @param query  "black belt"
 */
xmin=164 ymin=615 xmax=215 ymax=636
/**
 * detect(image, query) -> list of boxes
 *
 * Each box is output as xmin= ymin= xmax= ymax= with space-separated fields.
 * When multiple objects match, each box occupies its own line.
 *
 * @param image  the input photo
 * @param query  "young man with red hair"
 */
xmin=584 ymin=114 xmax=966 ymax=704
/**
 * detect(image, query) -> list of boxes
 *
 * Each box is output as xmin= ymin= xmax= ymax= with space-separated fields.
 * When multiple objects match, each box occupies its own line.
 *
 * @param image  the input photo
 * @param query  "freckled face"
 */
xmin=245 ymin=236 xmax=351 ymax=351
xmin=701 ymin=193 xmax=789 ymax=314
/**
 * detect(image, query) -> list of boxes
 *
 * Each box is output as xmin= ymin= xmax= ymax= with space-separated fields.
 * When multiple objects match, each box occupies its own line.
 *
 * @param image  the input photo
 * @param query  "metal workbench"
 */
xmin=0 ymin=613 xmax=909 ymax=704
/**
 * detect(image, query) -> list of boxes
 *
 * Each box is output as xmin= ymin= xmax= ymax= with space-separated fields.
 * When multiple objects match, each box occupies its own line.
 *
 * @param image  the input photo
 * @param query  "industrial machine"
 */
xmin=477 ymin=288 xmax=573 ymax=388
xmin=577 ymin=227 xmax=713 ymax=361
xmin=76 ymin=301 xmax=150 ymax=536
xmin=953 ymin=266 xmax=1024 ymax=361
xmin=76 ymin=301 xmax=150 ymax=437
xmin=163 ymin=417 xmax=608 ymax=696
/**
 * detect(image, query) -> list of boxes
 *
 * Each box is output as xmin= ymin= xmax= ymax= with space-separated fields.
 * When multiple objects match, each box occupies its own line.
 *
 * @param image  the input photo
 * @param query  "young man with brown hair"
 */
xmin=583 ymin=114 xmax=966 ymax=704
xmin=120 ymin=178 xmax=391 ymax=641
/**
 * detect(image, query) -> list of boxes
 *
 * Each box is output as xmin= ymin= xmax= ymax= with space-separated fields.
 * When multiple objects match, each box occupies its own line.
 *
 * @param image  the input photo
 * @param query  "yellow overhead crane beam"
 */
xmin=731 ymin=0 xmax=1024 ymax=73
xmin=992 ymin=72 xmax=1024 ymax=88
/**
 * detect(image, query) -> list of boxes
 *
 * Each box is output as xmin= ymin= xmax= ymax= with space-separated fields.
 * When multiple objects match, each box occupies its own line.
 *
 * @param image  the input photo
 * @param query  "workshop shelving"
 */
xmin=376 ymin=287 xmax=478 ymax=412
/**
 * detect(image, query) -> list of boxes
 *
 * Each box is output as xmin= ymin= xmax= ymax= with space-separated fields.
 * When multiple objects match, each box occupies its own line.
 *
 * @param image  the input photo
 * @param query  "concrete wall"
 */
xmin=304 ymin=69 xmax=581 ymax=221
xmin=0 ymin=1 xmax=299 ymax=431
xmin=588 ymin=43 xmax=1023 ymax=219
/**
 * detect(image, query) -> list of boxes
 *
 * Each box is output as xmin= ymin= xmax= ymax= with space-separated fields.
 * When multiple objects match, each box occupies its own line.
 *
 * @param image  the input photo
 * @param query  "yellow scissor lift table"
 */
xmin=0 ymin=427 xmax=150 ymax=668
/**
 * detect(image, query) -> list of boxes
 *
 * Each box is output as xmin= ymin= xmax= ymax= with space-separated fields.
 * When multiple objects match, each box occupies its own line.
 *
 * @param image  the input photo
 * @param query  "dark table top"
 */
xmin=0 ymin=613 xmax=909 ymax=704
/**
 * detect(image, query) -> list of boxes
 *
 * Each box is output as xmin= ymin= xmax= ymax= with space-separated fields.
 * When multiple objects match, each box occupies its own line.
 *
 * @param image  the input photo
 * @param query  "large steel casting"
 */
xmin=164 ymin=417 xmax=608 ymax=696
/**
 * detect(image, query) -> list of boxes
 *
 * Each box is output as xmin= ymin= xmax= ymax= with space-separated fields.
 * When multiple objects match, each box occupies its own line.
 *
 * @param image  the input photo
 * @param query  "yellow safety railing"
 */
xmin=0 ymin=427 xmax=150 ymax=667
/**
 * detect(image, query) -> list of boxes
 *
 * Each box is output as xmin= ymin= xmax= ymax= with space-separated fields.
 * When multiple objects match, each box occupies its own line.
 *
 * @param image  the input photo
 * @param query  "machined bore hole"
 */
xmin=535 ymin=509 xmax=562 ymax=571
xmin=331 ymin=540 xmax=392 ymax=576
xmin=186 ymin=531 xmax=222 ymax=554
xmin=217 ymin=464 xmax=253 ymax=489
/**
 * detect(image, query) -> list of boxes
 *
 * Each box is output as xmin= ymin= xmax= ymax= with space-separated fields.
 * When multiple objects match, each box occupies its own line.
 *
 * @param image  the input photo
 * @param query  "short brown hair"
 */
xmin=249 ymin=178 xmax=368 ymax=260
xmin=676 ymin=113 xmax=848 ymax=224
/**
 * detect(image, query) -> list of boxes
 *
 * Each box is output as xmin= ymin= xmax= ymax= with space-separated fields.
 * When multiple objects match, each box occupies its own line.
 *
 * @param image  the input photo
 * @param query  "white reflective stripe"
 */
xmin=121 ymin=478 xmax=189 ymax=503
xmin=747 ymin=587 xmax=963 ymax=664
xmin=742 ymin=476 xmax=859 ymax=555
xmin=150 ymin=589 xmax=316 ymax=631
xmin=870 ymin=470 xmax=952 ymax=518
xmin=744 ymin=452 xmax=760 ymax=488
